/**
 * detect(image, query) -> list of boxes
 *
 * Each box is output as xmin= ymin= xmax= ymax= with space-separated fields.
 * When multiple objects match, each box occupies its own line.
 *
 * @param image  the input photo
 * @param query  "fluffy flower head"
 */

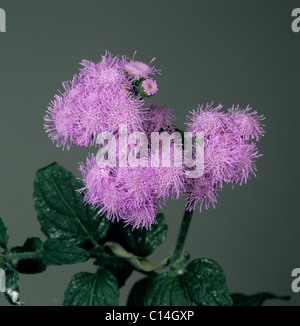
xmin=227 ymin=105 xmax=265 ymax=141
xmin=123 ymin=52 xmax=160 ymax=80
xmin=79 ymin=132 xmax=186 ymax=229
xmin=142 ymin=78 xmax=158 ymax=96
xmin=185 ymin=103 xmax=264 ymax=212
xmin=186 ymin=103 xmax=226 ymax=135
xmin=144 ymin=105 xmax=176 ymax=134
xmin=44 ymin=52 xmax=158 ymax=149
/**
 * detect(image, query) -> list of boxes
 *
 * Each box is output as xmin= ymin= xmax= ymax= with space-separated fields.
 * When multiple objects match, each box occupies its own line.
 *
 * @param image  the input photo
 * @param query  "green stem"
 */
xmin=5 ymin=251 xmax=43 ymax=264
xmin=171 ymin=209 xmax=194 ymax=270
xmin=90 ymin=247 xmax=160 ymax=277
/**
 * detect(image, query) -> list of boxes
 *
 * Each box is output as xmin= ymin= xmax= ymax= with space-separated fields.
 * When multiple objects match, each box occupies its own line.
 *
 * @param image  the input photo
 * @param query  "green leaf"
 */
xmin=182 ymin=258 xmax=233 ymax=306
xmin=33 ymin=163 xmax=109 ymax=245
xmin=43 ymin=239 xmax=90 ymax=266
xmin=94 ymin=252 xmax=133 ymax=288
xmin=144 ymin=272 xmax=193 ymax=306
xmin=127 ymin=277 xmax=154 ymax=306
xmin=112 ymin=213 xmax=168 ymax=257
xmin=0 ymin=256 xmax=4 ymax=268
xmin=231 ymin=293 xmax=290 ymax=306
xmin=0 ymin=216 xmax=9 ymax=249
xmin=4 ymin=266 xmax=23 ymax=305
xmin=63 ymin=269 xmax=119 ymax=306
xmin=10 ymin=237 xmax=46 ymax=274
xmin=5 ymin=266 xmax=18 ymax=290
xmin=144 ymin=258 xmax=233 ymax=306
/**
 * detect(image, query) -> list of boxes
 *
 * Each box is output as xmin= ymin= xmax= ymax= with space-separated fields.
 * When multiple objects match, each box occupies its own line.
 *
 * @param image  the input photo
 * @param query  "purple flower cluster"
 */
xmin=185 ymin=103 xmax=265 ymax=212
xmin=79 ymin=144 xmax=185 ymax=229
xmin=44 ymin=52 xmax=160 ymax=149
xmin=45 ymin=52 xmax=184 ymax=229
xmin=44 ymin=52 xmax=265 ymax=229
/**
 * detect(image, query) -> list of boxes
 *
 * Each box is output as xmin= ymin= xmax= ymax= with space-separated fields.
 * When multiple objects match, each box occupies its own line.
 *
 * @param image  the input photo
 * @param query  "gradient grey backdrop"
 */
xmin=0 ymin=0 xmax=299 ymax=306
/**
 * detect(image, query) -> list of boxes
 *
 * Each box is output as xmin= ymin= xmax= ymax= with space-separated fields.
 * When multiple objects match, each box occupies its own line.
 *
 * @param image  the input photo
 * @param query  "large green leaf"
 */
xmin=63 ymin=269 xmax=119 ymax=306
xmin=127 ymin=277 xmax=154 ymax=306
xmin=144 ymin=272 xmax=193 ymax=306
xmin=0 ymin=216 xmax=9 ymax=249
xmin=182 ymin=259 xmax=233 ymax=306
xmin=34 ymin=163 xmax=109 ymax=245
xmin=143 ymin=258 xmax=232 ymax=306
xmin=111 ymin=213 xmax=168 ymax=257
xmin=43 ymin=239 xmax=89 ymax=266
xmin=93 ymin=250 xmax=133 ymax=288
xmin=231 ymin=293 xmax=290 ymax=306
xmin=10 ymin=237 xmax=46 ymax=274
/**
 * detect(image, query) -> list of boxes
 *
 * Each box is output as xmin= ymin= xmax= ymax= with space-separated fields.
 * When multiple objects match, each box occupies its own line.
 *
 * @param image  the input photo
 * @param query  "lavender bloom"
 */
xmin=79 ymin=155 xmax=124 ymax=220
xmin=227 ymin=105 xmax=265 ymax=141
xmin=45 ymin=51 xmax=265 ymax=228
xmin=185 ymin=103 xmax=264 ymax=212
xmin=44 ymin=52 xmax=151 ymax=149
xmin=144 ymin=104 xmax=176 ymax=134
xmin=186 ymin=174 xmax=219 ymax=212
xmin=44 ymin=76 xmax=80 ymax=150
xmin=79 ymin=156 xmax=156 ymax=229
xmin=230 ymin=142 xmax=262 ymax=185
xmin=79 ymin=52 xmax=128 ymax=89
xmin=204 ymin=133 xmax=241 ymax=187
xmin=151 ymin=140 xmax=186 ymax=201
xmin=44 ymin=95 xmax=71 ymax=150
xmin=142 ymin=79 xmax=158 ymax=96
xmin=124 ymin=61 xmax=158 ymax=80
xmin=79 ymin=136 xmax=186 ymax=229
xmin=186 ymin=103 xmax=226 ymax=136
xmin=123 ymin=52 xmax=160 ymax=80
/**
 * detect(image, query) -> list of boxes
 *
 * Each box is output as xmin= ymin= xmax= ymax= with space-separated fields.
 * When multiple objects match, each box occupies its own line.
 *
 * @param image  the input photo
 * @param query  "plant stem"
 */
xmin=5 ymin=251 xmax=43 ymax=264
xmin=171 ymin=209 xmax=194 ymax=270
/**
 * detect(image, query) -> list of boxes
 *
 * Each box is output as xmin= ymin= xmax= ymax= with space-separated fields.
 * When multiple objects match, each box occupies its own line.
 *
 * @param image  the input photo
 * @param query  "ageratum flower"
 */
xmin=44 ymin=52 xmax=159 ymax=149
xmin=227 ymin=105 xmax=265 ymax=141
xmin=151 ymin=147 xmax=186 ymax=202
xmin=186 ymin=103 xmax=226 ymax=136
xmin=124 ymin=61 xmax=159 ymax=80
xmin=79 ymin=138 xmax=185 ymax=229
xmin=45 ymin=51 xmax=265 ymax=229
xmin=44 ymin=76 xmax=79 ymax=150
xmin=143 ymin=104 xmax=176 ymax=134
xmin=79 ymin=53 xmax=128 ymax=88
xmin=123 ymin=52 xmax=160 ymax=80
xmin=186 ymin=174 xmax=219 ymax=212
xmin=142 ymin=79 xmax=159 ymax=96
xmin=185 ymin=103 xmax=264 ymax=212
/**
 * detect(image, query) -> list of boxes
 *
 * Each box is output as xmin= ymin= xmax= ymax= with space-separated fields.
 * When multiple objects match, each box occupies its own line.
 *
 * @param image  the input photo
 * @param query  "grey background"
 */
xmin=0 ymin=0 xmax=299 ymax=306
